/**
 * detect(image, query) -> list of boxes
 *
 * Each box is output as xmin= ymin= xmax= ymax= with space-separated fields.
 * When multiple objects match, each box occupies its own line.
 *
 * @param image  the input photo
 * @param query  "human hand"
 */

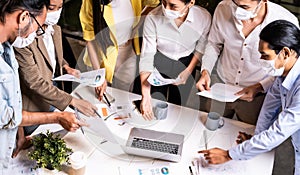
xmin=64 ymin=65 xmax=81 ymax=78
xmin=70 ymin=98 xmax=98 ymax=117
xmin=140 ymin=95 xmax=154 ymax=121
xmin=95 ymin=80 xmax=107 ymax=101
xmin=236 ymin=131 xmax=252 ymax=144
xmin=198 ymin=148 xmax=232 ymax=164
xmin=58 ymin=112 xmax=88 ymax=132
xmin=196 ymin=70 xmax=211 ymax=91
xmin=12 ymin=127 xmax=32 ymax=158
xmin=235 ymin=83 xmax=263 ymax=102
xmin=174 ymin=68 xmax=191 ymax=85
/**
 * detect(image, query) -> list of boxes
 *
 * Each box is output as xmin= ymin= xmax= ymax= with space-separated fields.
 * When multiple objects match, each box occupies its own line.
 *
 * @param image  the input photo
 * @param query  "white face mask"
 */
xmin=162 ymin=4 xmax=186 ymax=20
xmin=259 ymin=54 xmax=286 ymax=77
xmin=12 ymin=31 xmax=37 ymax=48
xmin=44 ymin=8 xmax=62 ymax=26
xmin=234 ymin=1 xmax=261 ymax=20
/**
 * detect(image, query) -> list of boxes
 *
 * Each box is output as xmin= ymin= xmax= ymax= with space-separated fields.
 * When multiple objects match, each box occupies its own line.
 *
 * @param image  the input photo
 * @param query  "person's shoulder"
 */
xmin=191 ymin=5 xmax=212 ymax=19
xmin=148 ymin=5 xmax=162 ymax=16
xmin=267 ymin=2 xmax=299 ymax=26
xmin=216 ymin=0 xmax=232 ymax=9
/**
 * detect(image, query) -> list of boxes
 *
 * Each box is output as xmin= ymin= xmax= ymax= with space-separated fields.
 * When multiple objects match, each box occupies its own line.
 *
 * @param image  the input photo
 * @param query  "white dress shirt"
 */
xmin=201 ymin=0 xmax=299 ymax=90
xmin=42 ymin=25 xmax=56 ymax=77
xmin=139 ymin=5 xmax=211 ymax=73
xmin=229 ymin=57 xmax=300 ymax=175
xmin=111 ymin=0 xmax=134 ymax=45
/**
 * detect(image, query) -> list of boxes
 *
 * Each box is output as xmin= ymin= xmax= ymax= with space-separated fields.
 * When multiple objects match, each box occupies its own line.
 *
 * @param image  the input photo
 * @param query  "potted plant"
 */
xmin=28 ymin=130 xmax=73 ymax=171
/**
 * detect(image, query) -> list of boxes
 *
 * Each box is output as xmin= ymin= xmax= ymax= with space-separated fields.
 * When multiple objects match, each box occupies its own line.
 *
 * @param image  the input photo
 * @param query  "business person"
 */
xmin=199 ymin=20 xmax=300 ymax=175
xmin=139 ymin=0 xmax=211 ymax=120
xmin=14 ymin=0 xmax=98 ymax=135
xmin=0 ymin=0 xmax=85 ymax=170
xmin=79 ymin=0 xmax=159 ymax=96
xmin=196 ymin=0 xmax=299 ymax=125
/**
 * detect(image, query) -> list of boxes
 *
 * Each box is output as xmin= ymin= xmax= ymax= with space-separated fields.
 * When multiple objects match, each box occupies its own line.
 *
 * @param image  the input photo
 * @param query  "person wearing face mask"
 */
xmin=139 ymin=0 xmax=211 ymax=120
xmin=79 ymin=0 xmax=159 ymax=99
xmin=14 ymin=0 xmax=99 ymax=136
xmin=196 ymin=0 xmax=299 ymax=125
xmin=198 ymin=20 xmax=300 ymax=175
xmin=0 ymin=0 xmax=87 ymax=169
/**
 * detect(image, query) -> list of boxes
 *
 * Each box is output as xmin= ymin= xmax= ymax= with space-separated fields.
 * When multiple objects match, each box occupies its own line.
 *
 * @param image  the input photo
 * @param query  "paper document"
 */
xmin=147 ymin=68 xmax=181 ymax=86
xmin=197 ymin=83 xmax=243 ymax=102
xmin=197 ymin=156 xmax=247 ymax=175
xmin=53 ymin=69 xmax=105 ymax=87
xmin=119 ymin=166 xmax=172 ymax=175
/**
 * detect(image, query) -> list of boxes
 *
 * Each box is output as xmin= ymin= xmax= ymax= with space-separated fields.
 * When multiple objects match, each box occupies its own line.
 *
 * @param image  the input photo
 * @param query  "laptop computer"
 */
xmin=83 ymin=115 xmax=184 ymax=162
xmin=122 ymin=127 xmax=184 ymax=162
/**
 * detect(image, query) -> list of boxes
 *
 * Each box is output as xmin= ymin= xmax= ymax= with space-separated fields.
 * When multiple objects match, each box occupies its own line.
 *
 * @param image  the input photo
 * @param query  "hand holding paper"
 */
xmin=147 ymin=68 xmax=181 ymax=86
xmin=197 ymin=83 xmax=243 ymax=102
xmin=53 ymin=69 xmax=105 ymax=87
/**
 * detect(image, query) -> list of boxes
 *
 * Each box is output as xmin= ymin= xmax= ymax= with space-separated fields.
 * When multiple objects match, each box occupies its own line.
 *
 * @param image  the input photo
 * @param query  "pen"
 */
xmin=103 ymin=93 xmax=111 ymax=107
xmin=204 ymin=130 xmax=208 ymax=150
xmin=74 ymin=92 xmax=102 ymax=119
xmin=189 ymin=166 xmax=194 ymax=175
xmin=114 ymin=116 xmax=129 ymax=120
xmin=74 ymin=108 xmax=84 ymax=134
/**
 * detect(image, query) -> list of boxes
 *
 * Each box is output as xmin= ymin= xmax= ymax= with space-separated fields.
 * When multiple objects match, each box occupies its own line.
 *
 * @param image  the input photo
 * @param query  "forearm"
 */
xmin=201 ymin=42 xmax=220 ymax=74
xmin=186 ymin=52 xmax=201 ymax=72
xmin=140 ymin=72 xmax=151 ymax=98
xmin=86 ymin=41 xmax=101 ymax=70
xmin=20 ymin=110 xmax=61 ymax=126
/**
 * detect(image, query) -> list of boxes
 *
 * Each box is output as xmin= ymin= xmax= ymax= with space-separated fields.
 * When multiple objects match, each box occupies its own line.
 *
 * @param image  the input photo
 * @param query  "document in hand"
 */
xmin=147 ymin=68 xmax=181 ymax=86
xmin=53 ymin=69 xmax=105 ymax=87
xmin=196 ymin=83 xmax=243 ymax=102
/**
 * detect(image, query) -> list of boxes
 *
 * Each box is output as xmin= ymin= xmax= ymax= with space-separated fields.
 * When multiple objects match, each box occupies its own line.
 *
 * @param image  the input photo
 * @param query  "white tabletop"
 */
xmin=19 ymin=85 xmax=274 ymax=175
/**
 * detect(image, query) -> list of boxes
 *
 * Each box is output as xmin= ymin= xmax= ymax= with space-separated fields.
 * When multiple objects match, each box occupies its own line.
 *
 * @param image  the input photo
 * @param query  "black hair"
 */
xmin=0 ymin=0 xmax=50 ymax=24
xmin=260 ymin=20 xmax=300 ymax=57
xmin=180 ymin=0 xmax=192 ymax=4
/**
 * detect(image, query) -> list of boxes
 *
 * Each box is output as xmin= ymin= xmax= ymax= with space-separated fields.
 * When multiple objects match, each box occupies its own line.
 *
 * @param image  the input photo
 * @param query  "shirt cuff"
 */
xmin=139 ymin=56 xmax=155 ymax=73
xmin=83 ymin=30 xmax=95 ymax=41
xmin=259 ymin=76 xmax=275 ymax=93
xmin=229 ymin=147 xmax=243 ymax=161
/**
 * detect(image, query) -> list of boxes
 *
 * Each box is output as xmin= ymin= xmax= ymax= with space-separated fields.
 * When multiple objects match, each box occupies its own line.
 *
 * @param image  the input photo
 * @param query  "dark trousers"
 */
xmin=151 ymin=52 xmax=195 ymax=106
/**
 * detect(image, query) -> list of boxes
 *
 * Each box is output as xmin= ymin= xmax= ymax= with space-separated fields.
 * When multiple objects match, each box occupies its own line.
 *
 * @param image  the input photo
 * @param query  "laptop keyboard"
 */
xmin=131 ymin=137 xmax=179 ymax=155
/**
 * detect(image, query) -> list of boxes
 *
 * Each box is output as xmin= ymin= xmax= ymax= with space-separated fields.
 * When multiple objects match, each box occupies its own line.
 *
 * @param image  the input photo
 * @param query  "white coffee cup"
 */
xmin=205 ymin=112 xmax=224 ymax=131
xmin=69 ymin=151 xmax=87 ymax=175
xmin=153 ymin=102 xmax=168 ymax=120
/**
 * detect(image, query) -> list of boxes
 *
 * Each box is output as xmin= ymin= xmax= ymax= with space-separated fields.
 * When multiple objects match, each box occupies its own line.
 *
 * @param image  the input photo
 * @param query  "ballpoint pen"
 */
xmin=189 ymin=166 xmax=194 ymax=175
xmin=204 ymin=130 xmax=208 ymax=150
xmin=103 ymin=93 xmax=111 ymax=107
xmin=74 ymin=108 xmax=84 ymax=134
xmin=74 ymin=92 xmax=102 ymax=119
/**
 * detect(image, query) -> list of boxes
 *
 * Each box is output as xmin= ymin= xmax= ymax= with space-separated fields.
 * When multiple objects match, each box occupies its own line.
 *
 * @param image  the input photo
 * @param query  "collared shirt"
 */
xmin=42 ymin=25 xmax=56 ymax=77
xmin=0 ymin=42 xmax=22 ymax=168
xmin=229 ymin=57 xmax=300 ymax=173
xmin=139 ymin=5 xmax=211 ymax=73
xmin=201 ymin=0 xmax=299 ymax=90
xmin=111 ymin=0 xmax=135 ymax=45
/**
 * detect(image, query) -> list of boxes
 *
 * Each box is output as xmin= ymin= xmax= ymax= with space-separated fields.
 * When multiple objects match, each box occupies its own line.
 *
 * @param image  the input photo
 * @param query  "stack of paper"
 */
xmin=197 ymin=83 xmax=243 ymax=102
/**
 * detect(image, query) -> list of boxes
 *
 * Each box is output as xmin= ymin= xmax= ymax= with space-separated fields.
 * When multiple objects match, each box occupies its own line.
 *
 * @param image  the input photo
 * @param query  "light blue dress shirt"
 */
xmin=229 ymin=57 xmax=300 ymax=175
xmin=0 ymin=42 xmax=22 ymax=169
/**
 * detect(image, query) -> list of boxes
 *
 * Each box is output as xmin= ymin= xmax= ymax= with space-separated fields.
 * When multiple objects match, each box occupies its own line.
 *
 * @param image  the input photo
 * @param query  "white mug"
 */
xmin=205 ymin=112 xmax=224 ymax=131
xmin=153 ymin=102 xmax=168 ymax=120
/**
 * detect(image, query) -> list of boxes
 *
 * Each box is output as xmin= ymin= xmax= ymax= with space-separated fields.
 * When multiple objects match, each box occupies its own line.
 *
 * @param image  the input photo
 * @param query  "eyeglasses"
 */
xmin=29 ymin=13 xmax=45 ymax=36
